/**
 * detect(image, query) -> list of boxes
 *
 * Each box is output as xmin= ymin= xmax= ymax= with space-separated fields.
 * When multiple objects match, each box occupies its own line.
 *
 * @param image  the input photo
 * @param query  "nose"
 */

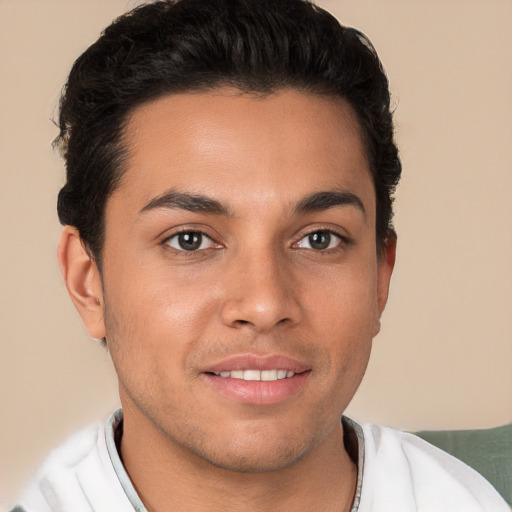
xmin=221 ymin=249 xmax=303 ymax=332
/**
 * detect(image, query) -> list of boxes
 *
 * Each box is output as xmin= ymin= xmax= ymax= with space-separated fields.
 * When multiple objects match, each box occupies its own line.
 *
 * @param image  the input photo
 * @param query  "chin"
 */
xmin=183 ymin=427 xmax=317 ymax=474
xmin=200 ymin=443 xmax=311 ymax=474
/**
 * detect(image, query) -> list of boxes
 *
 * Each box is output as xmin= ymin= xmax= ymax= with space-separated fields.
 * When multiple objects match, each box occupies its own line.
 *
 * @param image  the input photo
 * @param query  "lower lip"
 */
xmin=203 ymin=372 xmax=310 ymax=405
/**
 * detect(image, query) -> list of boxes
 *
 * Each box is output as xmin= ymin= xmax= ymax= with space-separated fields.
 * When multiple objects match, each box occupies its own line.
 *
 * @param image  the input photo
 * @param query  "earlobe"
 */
xmin=372 ymin=232 xmax=397 ymax=337
xmin=58 ymin=226 xmax=106 ymax=340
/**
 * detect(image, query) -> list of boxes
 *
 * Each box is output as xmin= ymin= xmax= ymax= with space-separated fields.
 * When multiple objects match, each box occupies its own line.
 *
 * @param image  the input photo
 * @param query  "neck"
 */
xmin=119 ymin=404 xmax=357 ymax=512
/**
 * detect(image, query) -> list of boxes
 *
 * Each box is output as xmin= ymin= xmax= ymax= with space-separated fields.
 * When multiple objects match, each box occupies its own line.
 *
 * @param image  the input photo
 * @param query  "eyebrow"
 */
xmin=139 ymin=190 xmax=231 ymax=216
xmin=139 ymin=188 xmax=366 ymax=219
xmin=294 ymin=190 xmax=366 ymax=218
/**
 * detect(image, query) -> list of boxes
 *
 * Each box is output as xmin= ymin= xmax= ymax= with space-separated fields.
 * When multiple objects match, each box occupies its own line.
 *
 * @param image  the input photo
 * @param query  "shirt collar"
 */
xmin=105 ymin=408 xmax=364 ymax=512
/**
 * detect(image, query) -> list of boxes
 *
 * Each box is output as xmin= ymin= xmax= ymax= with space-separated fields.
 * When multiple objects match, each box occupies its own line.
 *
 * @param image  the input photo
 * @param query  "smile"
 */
xmin=214 ymin=369 xmax=295 ymax=381
xmin=201 ymin=354 xmax=310 ymax=405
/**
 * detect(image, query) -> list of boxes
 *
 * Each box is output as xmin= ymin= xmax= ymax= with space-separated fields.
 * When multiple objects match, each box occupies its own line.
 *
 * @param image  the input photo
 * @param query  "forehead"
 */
xmin=113 ymin=88 xmax=374 ymax=217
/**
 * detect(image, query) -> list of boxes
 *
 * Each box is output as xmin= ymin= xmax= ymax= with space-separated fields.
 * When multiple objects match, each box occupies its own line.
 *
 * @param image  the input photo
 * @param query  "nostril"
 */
xmin=221 ymin=293 xmax=303 ymax=332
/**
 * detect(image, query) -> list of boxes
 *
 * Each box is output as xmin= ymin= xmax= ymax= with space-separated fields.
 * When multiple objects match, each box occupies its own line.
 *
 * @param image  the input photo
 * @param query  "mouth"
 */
xmin=201 ymin=354 xmax=311 ymax=405
xmin=212 ymin=369 xmax=297 ymax=381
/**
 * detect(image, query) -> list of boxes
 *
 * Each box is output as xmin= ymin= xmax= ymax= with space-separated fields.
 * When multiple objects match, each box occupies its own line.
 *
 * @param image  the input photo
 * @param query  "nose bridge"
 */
xmin=221 ymin=243 xmax=302 ymax=331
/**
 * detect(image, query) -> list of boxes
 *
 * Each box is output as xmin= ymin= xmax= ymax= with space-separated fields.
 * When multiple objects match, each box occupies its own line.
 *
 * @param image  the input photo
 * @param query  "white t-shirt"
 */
xmin=15 ymin=410 xmax=510 ymax=512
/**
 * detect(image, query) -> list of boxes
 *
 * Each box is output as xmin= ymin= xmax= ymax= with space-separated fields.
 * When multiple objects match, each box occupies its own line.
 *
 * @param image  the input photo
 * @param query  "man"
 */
xmin=12 ymin=0 xmax=509 ymax=511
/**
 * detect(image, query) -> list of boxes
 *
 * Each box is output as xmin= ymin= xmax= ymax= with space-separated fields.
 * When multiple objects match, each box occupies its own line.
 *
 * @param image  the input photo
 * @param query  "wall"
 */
xmin=1 ymin=0 xmax=511 ymax=507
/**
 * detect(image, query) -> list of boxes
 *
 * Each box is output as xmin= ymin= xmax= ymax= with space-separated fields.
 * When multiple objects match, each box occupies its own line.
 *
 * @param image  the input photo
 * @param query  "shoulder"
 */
xmin=15 ymin=423 xmax=102 ymax=511
xmin=16 ymin=414 xmax=134 ymax=512
xmin=357 ymin=422 xmax=510 ymax=512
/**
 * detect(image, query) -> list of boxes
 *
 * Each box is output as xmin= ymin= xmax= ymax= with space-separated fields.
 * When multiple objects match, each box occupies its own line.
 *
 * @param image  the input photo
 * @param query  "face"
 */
xmin=66 ymin=88 xmax=394 ymax=473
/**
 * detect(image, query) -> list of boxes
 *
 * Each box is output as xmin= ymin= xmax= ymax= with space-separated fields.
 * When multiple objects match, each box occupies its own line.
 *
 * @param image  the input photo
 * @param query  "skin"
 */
xmin=59 ymin=88 xmax=395 ymax=511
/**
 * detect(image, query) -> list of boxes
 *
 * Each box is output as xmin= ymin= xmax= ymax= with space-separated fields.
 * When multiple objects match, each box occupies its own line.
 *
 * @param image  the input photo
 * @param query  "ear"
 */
xmin=371 ymin=232 xmax=397 ymax=337
xmin=58 ymin=226 xmax=106 ymax=340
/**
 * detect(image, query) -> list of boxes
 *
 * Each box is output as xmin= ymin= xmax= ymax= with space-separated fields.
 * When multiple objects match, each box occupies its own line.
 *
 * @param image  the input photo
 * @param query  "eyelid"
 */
xmin=159 ymin=224 xmax=350 ymax=253
xmin=294 ymin=225 xmax=350 ymax=241
xmin=161 ymin=227 xmax=222 ymax=252
xmin=299 ymin=231 xmax=339 ymax=248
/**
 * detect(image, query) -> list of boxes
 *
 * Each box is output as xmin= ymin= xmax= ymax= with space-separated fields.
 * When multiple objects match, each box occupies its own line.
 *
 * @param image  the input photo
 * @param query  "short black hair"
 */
xmin=56 ymin=0 xmax=401 ymax=265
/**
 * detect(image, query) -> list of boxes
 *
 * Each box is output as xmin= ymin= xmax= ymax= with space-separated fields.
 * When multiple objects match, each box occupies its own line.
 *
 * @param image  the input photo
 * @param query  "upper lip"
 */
xmin=201 ymin=353 xmax=310 ymax=374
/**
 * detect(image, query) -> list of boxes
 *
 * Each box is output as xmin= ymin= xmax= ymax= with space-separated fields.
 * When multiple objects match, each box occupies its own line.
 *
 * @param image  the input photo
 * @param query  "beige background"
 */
xmin=1 ymin=0 xmax=511 ymax=507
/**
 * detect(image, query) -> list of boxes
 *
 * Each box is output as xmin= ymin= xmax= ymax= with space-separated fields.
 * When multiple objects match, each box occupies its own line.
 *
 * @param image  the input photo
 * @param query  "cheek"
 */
xmin=305 ymin=261 xmax=378 ymax=334
xmin=302 ymin=262 xmax=376 ymax=382
xmin=102 ymin=264 xmax=221 ymax=378
xmin=109 ymin=258 xmax=219 ymax=328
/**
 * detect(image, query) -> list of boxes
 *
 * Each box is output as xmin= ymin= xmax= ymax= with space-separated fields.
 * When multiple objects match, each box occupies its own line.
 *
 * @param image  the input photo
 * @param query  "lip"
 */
xmin=201 ymin=353 xmax=311 ymax=405
xmin=201 ymin=353 xmax=309 ymax=374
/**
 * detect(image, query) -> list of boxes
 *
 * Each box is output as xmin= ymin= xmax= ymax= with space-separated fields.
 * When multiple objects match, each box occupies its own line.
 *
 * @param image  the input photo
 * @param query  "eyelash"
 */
xmin=161 ymin=228 xmax=349 ymax=254
xmin=162 ymin=229 xmax=220 ymax=254
xmin=293 ymin=229 xmax=348 ymax=252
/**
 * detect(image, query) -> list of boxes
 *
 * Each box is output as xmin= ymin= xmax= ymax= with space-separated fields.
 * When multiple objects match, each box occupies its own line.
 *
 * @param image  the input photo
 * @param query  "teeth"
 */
xmin=244 ymin=369 xmax=261 ymax=381
xmin=261 ymin=369 xmax=277 ymax=381
xmin=215 ymin=369 xmax=296 ymax=381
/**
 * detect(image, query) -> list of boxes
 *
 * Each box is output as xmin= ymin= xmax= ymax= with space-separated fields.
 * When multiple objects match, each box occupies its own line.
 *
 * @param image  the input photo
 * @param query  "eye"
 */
xmin=164 ymin=231 xmax=218 ymax=252
xmin=296 ymin=230 xmax=343 ymax=251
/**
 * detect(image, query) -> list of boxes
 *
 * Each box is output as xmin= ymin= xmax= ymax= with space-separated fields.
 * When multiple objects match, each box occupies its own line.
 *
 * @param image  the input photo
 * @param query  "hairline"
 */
xmin=83 ymin=84 xmax=389 ymax=269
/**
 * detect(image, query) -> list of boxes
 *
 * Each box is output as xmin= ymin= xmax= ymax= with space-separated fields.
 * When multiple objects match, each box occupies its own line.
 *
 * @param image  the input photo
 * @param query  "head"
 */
xmin=57 ymin=0 xmax=400 ymax=477
xmin=56 ymin=0 xmax=400 ymax=267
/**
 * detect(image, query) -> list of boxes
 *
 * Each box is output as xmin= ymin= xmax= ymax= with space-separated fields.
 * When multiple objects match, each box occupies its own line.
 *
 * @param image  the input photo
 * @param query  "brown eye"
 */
xmin=165 ymin=231 xmax=215 ymax=251
xmin=297 ymin=230 xmax=342 ymax=250
xmin=308 ymin=231 xmax=331 ymax=250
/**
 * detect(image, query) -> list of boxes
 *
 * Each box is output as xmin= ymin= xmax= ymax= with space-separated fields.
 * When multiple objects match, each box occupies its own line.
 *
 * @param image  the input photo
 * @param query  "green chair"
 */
xmin=415 ymin=424 xmax=512 ymax=506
